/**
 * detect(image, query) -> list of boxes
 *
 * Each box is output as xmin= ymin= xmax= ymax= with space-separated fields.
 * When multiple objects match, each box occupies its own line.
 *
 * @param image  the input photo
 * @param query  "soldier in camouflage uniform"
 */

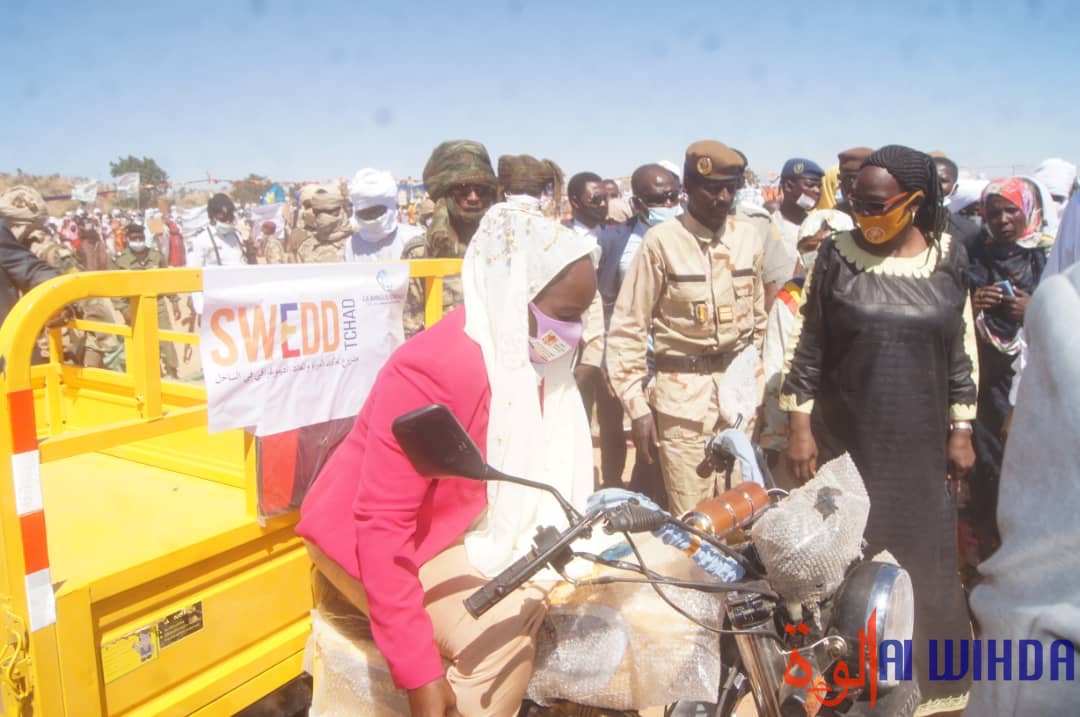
xmin=0 ymin=185 xmax=122 ymax=367
xmin=111 ymin=224 xmax=180 ymax=377
xmin=402 ymin=140 xmax=497 ymax=337
xmin=293 ymin=187 xmax=353 ymax=264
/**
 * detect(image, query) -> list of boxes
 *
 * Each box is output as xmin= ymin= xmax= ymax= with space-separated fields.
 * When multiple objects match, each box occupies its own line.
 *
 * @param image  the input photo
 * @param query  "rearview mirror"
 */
xmin=392 ymin=404 xmax=487 ymax=480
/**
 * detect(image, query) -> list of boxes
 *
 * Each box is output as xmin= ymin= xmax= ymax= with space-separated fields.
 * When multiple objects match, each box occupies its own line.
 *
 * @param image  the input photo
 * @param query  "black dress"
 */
xmin=781 ymin=231 xmax=977 ymax=712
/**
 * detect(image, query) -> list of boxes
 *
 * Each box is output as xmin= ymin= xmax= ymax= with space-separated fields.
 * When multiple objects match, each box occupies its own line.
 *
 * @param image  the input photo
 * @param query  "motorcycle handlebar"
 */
xmin=463 ymin=501 xmax=674 ymax=618
xmin=463 ymin=519 xmax=598 ymax=618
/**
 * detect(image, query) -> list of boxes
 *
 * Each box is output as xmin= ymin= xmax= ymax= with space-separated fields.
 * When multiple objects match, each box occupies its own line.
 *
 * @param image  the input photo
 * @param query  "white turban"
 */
xmin=347 ymin=169 xmax=399 ymax=244
xmin=348 ymin=169 xmax=397 ymax=210
xmin=949 ymin=178 xmax=989 ymax=215
xmin=1033 ymin=158 xmax=1077 ymax=200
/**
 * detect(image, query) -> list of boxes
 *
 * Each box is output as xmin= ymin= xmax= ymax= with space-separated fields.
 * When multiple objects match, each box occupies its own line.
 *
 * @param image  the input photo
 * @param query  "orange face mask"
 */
xmin=852 ymin=190 xmax=924 ymax=245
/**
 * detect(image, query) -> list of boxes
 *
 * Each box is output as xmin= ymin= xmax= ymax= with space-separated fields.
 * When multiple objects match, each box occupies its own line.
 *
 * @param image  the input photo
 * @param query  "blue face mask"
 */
xmin=646 ymin=205 xmax=683 ymax=227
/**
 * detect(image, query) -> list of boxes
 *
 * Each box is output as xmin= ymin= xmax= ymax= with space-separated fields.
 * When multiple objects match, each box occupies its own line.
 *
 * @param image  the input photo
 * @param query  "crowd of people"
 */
xmin=1 ymin=138 xmax=1077 ymax=716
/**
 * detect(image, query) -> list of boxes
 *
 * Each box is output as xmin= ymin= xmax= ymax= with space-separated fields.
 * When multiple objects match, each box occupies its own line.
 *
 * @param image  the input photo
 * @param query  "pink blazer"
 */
xmin=296 ymin=307 xmax=489 ymax=689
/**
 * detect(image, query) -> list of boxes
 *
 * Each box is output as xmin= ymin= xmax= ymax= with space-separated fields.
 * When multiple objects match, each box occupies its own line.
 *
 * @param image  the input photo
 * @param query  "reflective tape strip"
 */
xmin=8 ymin=391 xmax=53 ymax=630
xmin=19 ymin=511 xmax=48 ymax=575
xmin=24 ymin=568 xmax=56 ymax=632
xmin=11 ymin=450 xmax=42 ymax=516
xmin=8 ymin=390 xmax=38 ymax=454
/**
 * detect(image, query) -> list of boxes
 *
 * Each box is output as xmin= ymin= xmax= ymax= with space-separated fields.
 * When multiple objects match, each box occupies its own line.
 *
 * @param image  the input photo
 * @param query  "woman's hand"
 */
xmin=947 ymin=428 xmax=975 ymax=481
xmin=972 ymin=285 xmax=1003 ymax=313
xmin=408 ymin=677 xmax=461 ymax=717
xmin=1002 ymin=287 xmax=1031 ymax=323
xmin=786 ymin=413 xmax=818 ymax=485
xmin=631 ymin=414 xmax=659 ymax=464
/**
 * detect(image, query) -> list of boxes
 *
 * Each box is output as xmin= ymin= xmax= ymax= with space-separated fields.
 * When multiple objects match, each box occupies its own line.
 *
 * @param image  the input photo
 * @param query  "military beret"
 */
xmin=837 ymin=147 xmax=873 ymax=173
xmin=781 ymin=158 xmax=825 ymax=180
xmin=684 ymin=140 xmax=745 ymax=181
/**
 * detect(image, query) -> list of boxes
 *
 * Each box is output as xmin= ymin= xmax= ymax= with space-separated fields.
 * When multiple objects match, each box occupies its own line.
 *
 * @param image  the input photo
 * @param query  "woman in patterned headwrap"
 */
xmin=965 ymin=178 xmax=1054 ymax=561
xmin=402 ymin=140 xmax=498 ymax=337
xmin=783 ymin=145 xmax=976 ymax=715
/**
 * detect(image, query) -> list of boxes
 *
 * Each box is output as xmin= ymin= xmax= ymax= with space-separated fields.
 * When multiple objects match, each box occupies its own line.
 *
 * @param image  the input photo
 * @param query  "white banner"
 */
xmin=72 ymin=181 xmax=98 ymax=203
xmin=250 ymin=202 xmax=286 ymax=239
xmin=116 ymin=172 xmax=140 ymax=198
xmin=200 ymin=262 xmax=409 ymax=435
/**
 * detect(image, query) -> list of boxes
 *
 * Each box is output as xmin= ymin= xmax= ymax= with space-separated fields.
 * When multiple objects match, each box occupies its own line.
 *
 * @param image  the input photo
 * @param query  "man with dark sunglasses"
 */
xmin=402 ymin=140 xmax=497 ymax=337
xmin=608 ymin=143 xmax=767 ymax=516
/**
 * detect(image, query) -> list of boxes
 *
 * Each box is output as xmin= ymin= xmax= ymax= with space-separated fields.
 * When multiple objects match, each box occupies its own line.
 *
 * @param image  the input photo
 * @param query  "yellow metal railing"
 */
xmin=0 ymin=259 xmax=461 ymax=714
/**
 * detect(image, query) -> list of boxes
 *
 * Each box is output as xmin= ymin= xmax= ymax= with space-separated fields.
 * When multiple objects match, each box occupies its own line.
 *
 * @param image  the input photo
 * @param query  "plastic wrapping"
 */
xmin=305 ymin=578 xmax=411 ymax=717
xmin=525 ymin=533 xmax=723 ymax=710
xmin=751 ymin=452 xmax=870 ymax=605
xmin=256 ymin=416 xmax=355 ymax=519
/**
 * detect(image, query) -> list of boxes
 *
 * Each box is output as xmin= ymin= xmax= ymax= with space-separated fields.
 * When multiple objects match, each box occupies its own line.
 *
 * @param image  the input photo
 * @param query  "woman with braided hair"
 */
xmin=781 ymin=145 xmax=976 ymax=715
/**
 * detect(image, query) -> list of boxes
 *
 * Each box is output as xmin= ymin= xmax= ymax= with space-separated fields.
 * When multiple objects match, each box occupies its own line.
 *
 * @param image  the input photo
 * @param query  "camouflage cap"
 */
xmin=422 ymin=140 xmax=497 ymax=200
xmin=684 ymin=141 xmax=745 ymax=181
xmin=0 ymin=185 xmax=49 ymax=225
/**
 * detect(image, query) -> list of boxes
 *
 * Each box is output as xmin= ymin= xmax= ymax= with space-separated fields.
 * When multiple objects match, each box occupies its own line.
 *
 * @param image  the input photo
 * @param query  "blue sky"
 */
xmin=2 ymin=0 xmax=1078 ymax=186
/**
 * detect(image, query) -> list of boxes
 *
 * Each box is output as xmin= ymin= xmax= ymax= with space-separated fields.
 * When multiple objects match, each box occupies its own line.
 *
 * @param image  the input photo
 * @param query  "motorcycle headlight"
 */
xmin=829 ymin=561 xmax=914 ymax=688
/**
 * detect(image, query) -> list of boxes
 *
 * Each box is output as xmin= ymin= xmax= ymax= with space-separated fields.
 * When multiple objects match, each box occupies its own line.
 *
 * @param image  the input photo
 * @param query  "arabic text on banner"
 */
xmin=200 ymin=262 xmax=409 ymax=435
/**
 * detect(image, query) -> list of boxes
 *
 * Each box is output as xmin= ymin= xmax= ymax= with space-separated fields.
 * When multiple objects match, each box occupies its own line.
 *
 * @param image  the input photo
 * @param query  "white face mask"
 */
xmin=128 ymin=240 xmax=147 ymax=251
xmin=352 ymin=204 xmax=397 ymax=243
xmin=796 ymin=193 xmax=818 ymax=211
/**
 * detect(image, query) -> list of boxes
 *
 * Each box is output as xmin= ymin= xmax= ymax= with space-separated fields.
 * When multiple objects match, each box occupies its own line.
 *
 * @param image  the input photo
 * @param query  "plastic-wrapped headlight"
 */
xmin=829 ymin=561 xmax=915 ymax=688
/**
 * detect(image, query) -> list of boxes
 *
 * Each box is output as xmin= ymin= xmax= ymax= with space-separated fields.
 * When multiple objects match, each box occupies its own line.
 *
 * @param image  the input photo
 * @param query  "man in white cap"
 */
xmin=344 ymin=169 xmax=423 ymax=262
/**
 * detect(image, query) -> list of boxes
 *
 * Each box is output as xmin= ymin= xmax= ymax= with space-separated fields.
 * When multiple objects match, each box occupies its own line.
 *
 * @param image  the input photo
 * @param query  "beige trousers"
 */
xmin=656 ymin=410 xmax=754 ymax=518
xmin=307 ymin=540 xmax=549 ymax=717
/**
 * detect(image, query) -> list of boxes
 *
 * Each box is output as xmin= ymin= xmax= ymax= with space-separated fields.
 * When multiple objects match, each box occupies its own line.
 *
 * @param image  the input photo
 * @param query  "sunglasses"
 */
xmin=637 ymin=191 xmax=680 ymax=206
xmin=582 ymin=193 xmax=607 ymax=206
xmin=849 ymin=190 xmax=912 ymax=216
xmin=697 ymin=180 xmax=739 ymax=196
xmin=449 ymin=183 xmax=495 ymax=201
xmin=311 ymin=206 xmax=341 ymax=216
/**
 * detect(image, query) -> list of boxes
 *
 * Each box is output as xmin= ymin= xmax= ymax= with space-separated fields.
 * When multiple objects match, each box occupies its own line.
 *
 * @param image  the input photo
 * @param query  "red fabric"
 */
xmin=166 ymin=221 xmax=186 ymax=267
xmin=296 ymin=307 xmax=489 ymax=690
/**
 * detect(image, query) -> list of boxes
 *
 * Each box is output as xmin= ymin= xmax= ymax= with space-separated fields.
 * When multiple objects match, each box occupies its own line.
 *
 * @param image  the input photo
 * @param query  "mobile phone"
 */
xmin=994 ymin=280 xmax=1016 ymax=297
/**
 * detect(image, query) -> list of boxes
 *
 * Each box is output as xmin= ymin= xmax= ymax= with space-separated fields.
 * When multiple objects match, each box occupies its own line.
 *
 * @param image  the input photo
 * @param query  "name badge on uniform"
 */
xmin=693 ymin=302 xmax=711 ymax=324
xmin=716 ymin=305 xmax=734 ymax=323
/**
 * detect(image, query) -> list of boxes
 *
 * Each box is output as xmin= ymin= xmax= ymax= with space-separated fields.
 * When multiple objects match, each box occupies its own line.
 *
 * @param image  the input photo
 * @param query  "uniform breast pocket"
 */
xmin=661 ymin=273 xmax=712 ymax=336
xmin=732 ymin=269 xmax=756 ymax=330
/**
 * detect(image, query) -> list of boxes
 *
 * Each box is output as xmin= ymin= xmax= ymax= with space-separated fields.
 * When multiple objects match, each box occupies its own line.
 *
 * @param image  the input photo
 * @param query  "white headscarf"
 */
xmin=949 ymin=178 xmax=989 ymax=215
xmin=1032 ymin=158 xmax=1077 ymax=201
xmin=347 ymin=169 xmax=398 ymax=243
xmin=461 ymin=195 xmax=601 ymax=577
xmin=1020 ymin=174 xmax=1061 ymax=237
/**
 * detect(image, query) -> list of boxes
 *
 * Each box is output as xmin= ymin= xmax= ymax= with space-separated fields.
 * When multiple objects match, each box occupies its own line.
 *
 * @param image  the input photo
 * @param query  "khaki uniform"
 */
xmin=736 ymin=204 xmax=793 ymax=304
xmin=607 ymin=212 xmax=766 ymax=515
xmin=260 ymin=236 xmax=286 ymax=264
xmin=293 ymin=233 xmax=348 ymax=264
xmin=112 ymin=249 xmax=179 ymax=377
xmin=402 ymin=235 xmax=463 ymax=338
xmin=29 ymin=238 xmax=121 ymax=366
